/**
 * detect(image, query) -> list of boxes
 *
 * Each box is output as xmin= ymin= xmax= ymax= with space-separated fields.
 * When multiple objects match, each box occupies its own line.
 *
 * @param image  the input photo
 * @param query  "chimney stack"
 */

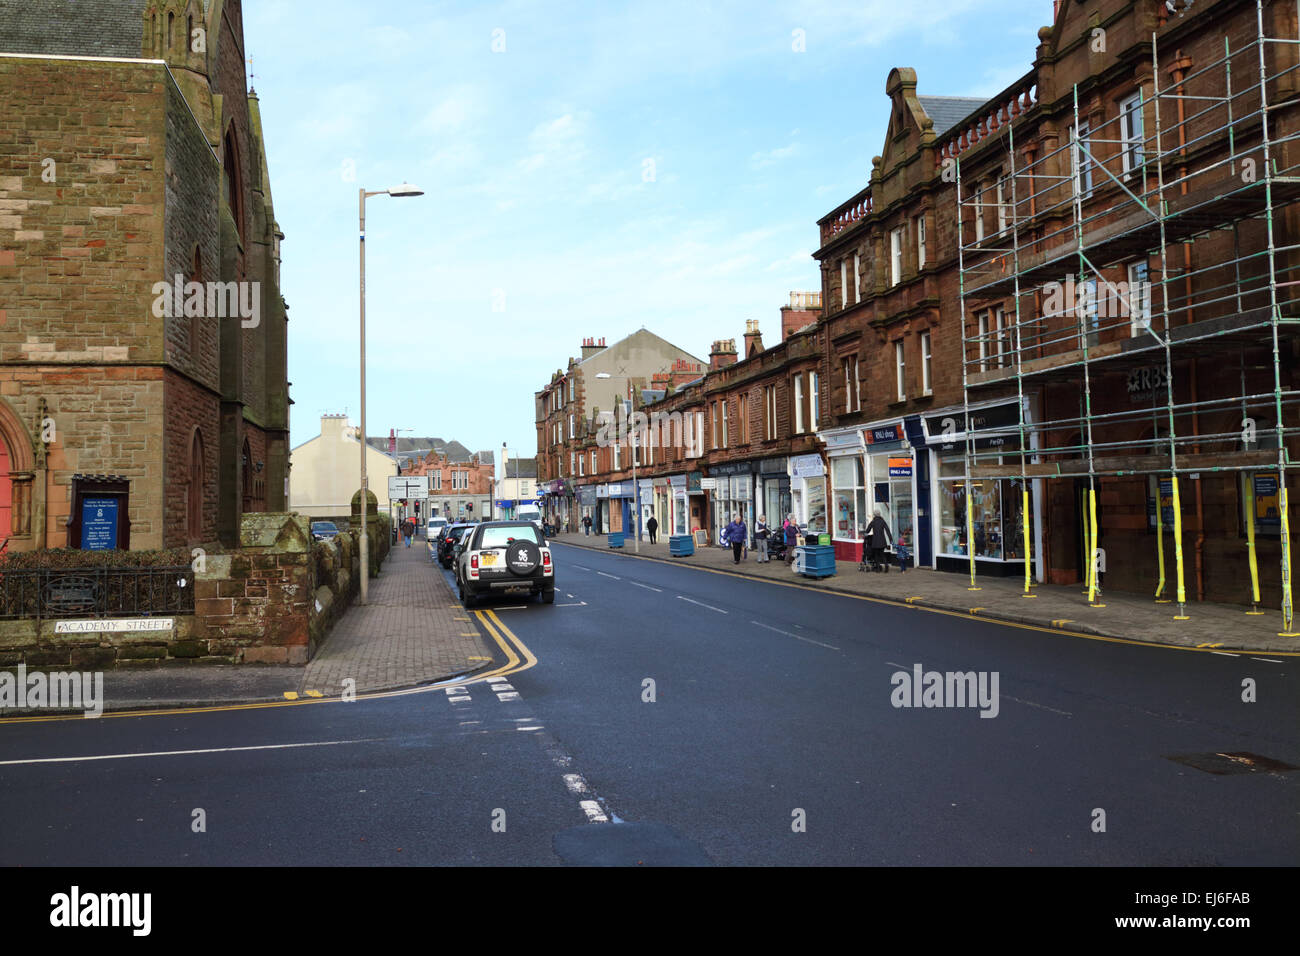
xmin=780 ymin=290 xmax=823 ymax=341
xmin=743 ymin=318 xmax=764 ymax=357
xmin=581 ymin=336 xmax=605 ymax=360
xmin=709 ymin=338 xmax=738 ymax=371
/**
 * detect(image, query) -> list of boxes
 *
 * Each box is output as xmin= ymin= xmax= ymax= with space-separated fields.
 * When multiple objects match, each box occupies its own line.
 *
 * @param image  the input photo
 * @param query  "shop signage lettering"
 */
xmin=925 ymin=402 xmax=1023 ymax=438
xmin=864 ymin=423 xmax=903 ymax=445
xmin=888 ymin=457 xmax=913 ymax=477
xmin=1127 ymin=365 xmax=1170 ymax=403
xmin=791 ymin=454 xmax=825 ymax=478
xmin=700 ymin=478 xmax=718 ymax=491
xmin=1252 ymin=474 xmax=1281 ymax=531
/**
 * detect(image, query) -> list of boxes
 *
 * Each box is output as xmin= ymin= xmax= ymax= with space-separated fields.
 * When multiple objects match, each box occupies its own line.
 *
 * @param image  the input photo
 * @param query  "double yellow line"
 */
xmin=0 ymin=609 xmax=539 ymax=726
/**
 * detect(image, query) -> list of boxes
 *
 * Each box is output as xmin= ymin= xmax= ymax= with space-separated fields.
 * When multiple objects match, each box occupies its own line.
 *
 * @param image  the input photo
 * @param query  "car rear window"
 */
xmin=477 ymin=525 xmax=541 ymax=549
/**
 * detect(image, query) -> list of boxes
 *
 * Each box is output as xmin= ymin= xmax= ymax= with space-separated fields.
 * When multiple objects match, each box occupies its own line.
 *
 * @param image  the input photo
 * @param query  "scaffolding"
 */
xmin=954 ymin=0 xmax=1299 ymax=632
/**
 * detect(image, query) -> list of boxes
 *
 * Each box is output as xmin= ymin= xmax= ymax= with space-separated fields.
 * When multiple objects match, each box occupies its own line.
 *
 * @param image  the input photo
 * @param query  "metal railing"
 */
xmin=0 ymin=566 xmax=195 ymax=621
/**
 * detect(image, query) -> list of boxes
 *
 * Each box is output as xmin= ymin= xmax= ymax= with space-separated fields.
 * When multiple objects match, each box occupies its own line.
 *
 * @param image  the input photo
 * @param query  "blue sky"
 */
xmin=247 ymin=0 xmax=1049 ymax=458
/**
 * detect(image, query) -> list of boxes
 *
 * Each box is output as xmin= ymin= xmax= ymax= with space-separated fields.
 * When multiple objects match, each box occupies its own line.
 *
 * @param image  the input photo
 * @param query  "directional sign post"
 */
xmin=387 ymin=476 xmax=429 ymax=500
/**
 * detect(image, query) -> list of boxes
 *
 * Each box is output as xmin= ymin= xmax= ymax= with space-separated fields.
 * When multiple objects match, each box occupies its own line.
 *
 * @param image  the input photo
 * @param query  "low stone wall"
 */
xmin=0 ymin=512 xmax=389 ymax=668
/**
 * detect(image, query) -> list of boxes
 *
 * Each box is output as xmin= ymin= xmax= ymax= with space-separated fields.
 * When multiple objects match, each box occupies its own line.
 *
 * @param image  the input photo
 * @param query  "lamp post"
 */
xmin=358 ymin=183 xmax=423 ymax=605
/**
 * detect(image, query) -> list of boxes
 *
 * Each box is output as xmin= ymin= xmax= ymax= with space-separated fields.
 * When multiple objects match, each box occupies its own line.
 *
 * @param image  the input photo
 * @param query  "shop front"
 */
xmin=687 ymin=470 xmax=708 ymax=541
xmin=578 ymin=484 xmax=597 ymax=533
xmin=652 ymin=477 xmax=670 ymax=538
xmin=820 ymin=425 xmax=866 ymax=561
xmin=789 ymin=453 xmax=827 ymax=537
xmin=756 ymin=457 xmax=789 ymax=530
xmin=602 ymin=481 xmax=634 ymax=535
xmin=637 ymin=479 xmax=655 ymax=540
xmin=921 ymin=398 xmax=1042 ymax=580
xmin=668 ymin=474 xmax=689 ymax=535
xmin=708 ymin=462 xmax=756 ymax=546
xmin=861 ymin=420 xmax=917 ymax=567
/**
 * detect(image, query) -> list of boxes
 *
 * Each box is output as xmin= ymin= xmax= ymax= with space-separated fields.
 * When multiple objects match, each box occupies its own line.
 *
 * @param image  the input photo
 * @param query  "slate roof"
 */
xmin=502 ymin=458 xmax=538 ymax=479
xmin=917 ymin=95 xmax=987 ymax=137
xmin=0 ymin=0 xmax=149 ymax=57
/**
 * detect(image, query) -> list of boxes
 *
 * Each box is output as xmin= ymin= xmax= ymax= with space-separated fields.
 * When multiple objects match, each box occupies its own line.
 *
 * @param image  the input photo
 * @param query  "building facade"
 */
xmin=0 ymin=0 xmax=290 ymax=551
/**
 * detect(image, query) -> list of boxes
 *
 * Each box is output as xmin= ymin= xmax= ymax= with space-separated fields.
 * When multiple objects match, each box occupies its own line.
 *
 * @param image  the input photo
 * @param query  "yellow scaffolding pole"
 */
xmin=1245 ymin=477 xmax=1263 ymax=614
xmin=1172 ymin=476 xmax=1189 ymax=620
xmin=1022 ymin=487 xmax=1032 ymax=596
xmin=1087 ymin=485 xmax=1104 ymax=607
xmin=966 ymin=481 xmax=979 ymax=590
xmin=1281 ymin=488 xmax=1295 ymax=636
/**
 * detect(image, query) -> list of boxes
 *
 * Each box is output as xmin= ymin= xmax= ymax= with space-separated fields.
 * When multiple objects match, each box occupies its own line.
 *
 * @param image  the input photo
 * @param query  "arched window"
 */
xmin=167 ymin=12 xmax=174 ymax=49
xmin=222 ymin=129 xmax=243 ymax=240
xmin=188 ymin=430 xmax=205 ymax=542
xmin=0 ymin=438 xmax=10 ymax=542
xmin=241 ymin=438 xmax=251 ymax=504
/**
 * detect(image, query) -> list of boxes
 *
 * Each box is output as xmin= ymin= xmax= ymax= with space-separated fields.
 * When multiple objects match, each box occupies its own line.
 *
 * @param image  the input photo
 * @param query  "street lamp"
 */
xmin=358 ymin=184 xmax=423 ymax=605
xmin=596 ymin=372 xmax=638 ymax=552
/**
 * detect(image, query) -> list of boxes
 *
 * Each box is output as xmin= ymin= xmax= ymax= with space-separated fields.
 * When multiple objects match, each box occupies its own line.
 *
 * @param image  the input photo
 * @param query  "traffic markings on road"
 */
xmin=677 ymin=595 xmax=727 ymax=614
xmin=0 ymin=738 xmax=378 ymax=767
xmin=630 ymin=581 xmax=663 ymax=592
xmin=751 ymin=620 xmax=840 ymax=651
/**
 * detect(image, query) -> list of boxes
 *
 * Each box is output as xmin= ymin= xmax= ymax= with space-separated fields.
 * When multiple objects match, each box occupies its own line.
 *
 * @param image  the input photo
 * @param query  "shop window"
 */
xmin=831 ymin=457 xmax=866 ymax=540
xmin=936 ymin=467 xmax=1035 ymax=560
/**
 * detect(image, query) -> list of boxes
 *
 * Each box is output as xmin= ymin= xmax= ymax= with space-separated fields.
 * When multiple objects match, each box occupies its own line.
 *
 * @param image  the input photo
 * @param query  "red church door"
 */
xmin=0 ymin=440 xmax=10 ymax=543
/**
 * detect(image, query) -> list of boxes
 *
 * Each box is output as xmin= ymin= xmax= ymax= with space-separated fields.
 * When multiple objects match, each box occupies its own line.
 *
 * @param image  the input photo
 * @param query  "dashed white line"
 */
xmin=751 ymin=620 xmax=840 ymax=651
xmin=579 ymin=799 xmax=609 ymax=823
xmin=496 ymin=692 xmax=521 ymax=701
xmin=1211 ymin=651 xmax=1239 ymax=657
xmin=571 ymin=564 xmax=592 ymax=571
xmin=677 ymin=595 xmax=727 ymax=614
xmin=597 ymin=571 xmax=621 ymax=580
xmin=1003 ymin=695 xmax=1073 ymax=717
xmin=563 ymin=773 xmax=589 ymax=794
xmin=557 ymin=602 xmax=588 ymax=607
xmin=630 ymin=581 xmax=663 ymax=592
xmin=1252 ymin=657 xmax=1283 ymax=663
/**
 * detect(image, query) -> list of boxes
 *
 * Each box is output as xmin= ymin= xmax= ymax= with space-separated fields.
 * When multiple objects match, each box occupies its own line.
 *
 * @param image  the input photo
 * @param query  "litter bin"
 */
xmin=669 ymin=534 xmax=695 ymax=557
xmin=608 ymin=532 xmax=625 ymax=549
xmin=793 ymin=544 xmax=837 ymax=578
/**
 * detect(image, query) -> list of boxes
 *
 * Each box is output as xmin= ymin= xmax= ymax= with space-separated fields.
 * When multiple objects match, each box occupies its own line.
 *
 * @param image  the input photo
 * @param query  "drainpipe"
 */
xmin=1191 ymin=359 xmax=1205 ymax=601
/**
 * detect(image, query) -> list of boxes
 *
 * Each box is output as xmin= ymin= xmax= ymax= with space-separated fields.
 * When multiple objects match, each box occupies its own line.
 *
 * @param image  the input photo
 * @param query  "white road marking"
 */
xmin=494 ymin=605 xmax=528 ymax=610
xmin=751 ymin=620 xmax=840 ymax=651
xmin=0 ymin=739 xmax=377 ymax=767
xmin=448 ymin=695 xmax=471 ymax=703
xmin=516 ymin=725 xmax=543 ymax=731
xmin=1252 ymin=657 xmax=1283 ymax=663
xmin=557 ymin=602 xmax=587 ymax=607
xmin=493 ymin=684 xmax=515 ymax=692
xmin=597 ymin=571 xmax=621 ymax=580
xmin=1003 ymin=695 xmax=1073 ymax=717
xmin=571 ymin=564 xmax=592 ymax=571
xmin=1211 ymin=651 xmax=1238 ymax=657
xmin=566 ymin=593 xmax=575 ymax=598
xmin=563 ymin=773 xmax=589 ymax=794
xmin=630 ymin=581 xmax=663 ymax=592
xmin=885 ymin=661 xmax=908 ymax=669
xmin=444 ymin=686 xmax=465 ymax=695
xmin=496 ymin=692 xmax=521 ymax=701
xmin=579 ymin=799 xmax=609 ymax=823
xmin=677 ymin=595 xmax=727 ymax=614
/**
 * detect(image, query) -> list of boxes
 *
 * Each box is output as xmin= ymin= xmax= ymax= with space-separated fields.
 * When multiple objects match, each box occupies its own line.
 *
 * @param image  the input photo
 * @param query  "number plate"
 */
xmin=480 ymin=553 xmax=498 ymax=568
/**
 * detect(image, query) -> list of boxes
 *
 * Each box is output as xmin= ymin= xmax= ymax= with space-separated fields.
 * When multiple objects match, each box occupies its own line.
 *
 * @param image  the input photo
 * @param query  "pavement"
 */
xmin=10 ymin=541 xmax=498 ymax=714
xmin=553 ymin=530 xmax=1299 ymax=654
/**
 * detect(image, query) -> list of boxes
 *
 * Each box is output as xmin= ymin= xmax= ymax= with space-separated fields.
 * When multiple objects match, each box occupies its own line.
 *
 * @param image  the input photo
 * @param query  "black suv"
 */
xmin=438 ymin=523 xmax=474 ymax=569
xmin=457 ymin=521 xmax=555 ymax=608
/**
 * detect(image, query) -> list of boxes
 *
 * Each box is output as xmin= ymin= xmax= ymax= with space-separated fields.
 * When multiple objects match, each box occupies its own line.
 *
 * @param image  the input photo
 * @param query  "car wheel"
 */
xmin=461 ymin=582 xmax=476 ymax=609
xmin=541 ymin=588 xmax=555 ymax=605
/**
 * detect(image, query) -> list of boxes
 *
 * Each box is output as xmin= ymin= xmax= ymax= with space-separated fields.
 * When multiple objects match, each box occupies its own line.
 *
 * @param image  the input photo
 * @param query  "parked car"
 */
xmin=457 ymin=520 xmax=555 ymax=608
xmin=516 ymin=503 xmax=543 ymax=531
xmin=438 ymin=523 xmax=474 ymax=569
xmin=311 ymin=520 xmax=340 ymax=541
xmin=426 ymin=516 xmax=449 ymax=540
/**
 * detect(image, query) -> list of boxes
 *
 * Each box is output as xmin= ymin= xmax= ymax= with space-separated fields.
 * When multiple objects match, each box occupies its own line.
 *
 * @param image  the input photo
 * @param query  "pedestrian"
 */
xmin=646 ymin=514 xmax=658 ymax=544
xmin=583 ymin=514 xmax=592 ymax=536
xmin=725 ymin=513 xmax=747 ymax=564
xmin=404 ymin=517 xmax=416 ymax=548
xmin=864 ymin=508 xmax=892 ymax=572
xmin=783 ymin=514 xmax=799 ymax=563
xmin=755 ymin=514 xmax=770 ymax=563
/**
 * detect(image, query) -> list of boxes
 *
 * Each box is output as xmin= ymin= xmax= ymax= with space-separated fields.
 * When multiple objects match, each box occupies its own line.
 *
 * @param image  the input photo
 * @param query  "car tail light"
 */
xmin=471 ymin=554 xmax=479 ymax=569
xmin=542 ymin=551 xmax=551 ymax=567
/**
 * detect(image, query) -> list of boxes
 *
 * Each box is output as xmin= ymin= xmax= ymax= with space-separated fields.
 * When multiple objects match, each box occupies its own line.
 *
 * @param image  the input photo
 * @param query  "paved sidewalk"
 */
xmin=554 ymin=532 xmax=1298 ymax=654
xmin=300 ymin=542 xmax=496 ymax=695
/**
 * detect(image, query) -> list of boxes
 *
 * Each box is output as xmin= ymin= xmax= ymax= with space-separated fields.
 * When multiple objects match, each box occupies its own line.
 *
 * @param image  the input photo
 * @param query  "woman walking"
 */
xmin=725 ymin=513 xmax=747 ymax=564
xmin=754 ymin=514 xmax=770 ymax=563
xmin=783 ymin=514 xmax=799 ymax=564
xmin=864 ymin=509 xmax=893 ymax=572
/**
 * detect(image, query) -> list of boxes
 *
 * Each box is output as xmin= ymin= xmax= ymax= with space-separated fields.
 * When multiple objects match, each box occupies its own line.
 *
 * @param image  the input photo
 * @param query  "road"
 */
xmin=1 ymin=540 xmax=1296 ymax=865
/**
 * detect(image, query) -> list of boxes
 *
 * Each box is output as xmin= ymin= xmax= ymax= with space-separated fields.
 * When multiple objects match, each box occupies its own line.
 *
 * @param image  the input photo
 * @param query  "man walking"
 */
xmin=646 ymin=514 xmax=659 ymax=544
xmin=583 ymin=514 xmax=592 ymax=536
xmin=754 ymin=514 xmax=770 ymax=563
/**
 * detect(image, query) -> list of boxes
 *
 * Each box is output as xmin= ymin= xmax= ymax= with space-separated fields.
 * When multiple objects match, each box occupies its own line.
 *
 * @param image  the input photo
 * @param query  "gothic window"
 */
xmin=188 ymin=430 xmax=205 ymax=542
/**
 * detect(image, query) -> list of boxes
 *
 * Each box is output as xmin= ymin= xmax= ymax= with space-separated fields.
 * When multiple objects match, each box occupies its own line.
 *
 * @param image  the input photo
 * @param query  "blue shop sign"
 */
xmin=81 ymin=497 xmax=119 ymax=550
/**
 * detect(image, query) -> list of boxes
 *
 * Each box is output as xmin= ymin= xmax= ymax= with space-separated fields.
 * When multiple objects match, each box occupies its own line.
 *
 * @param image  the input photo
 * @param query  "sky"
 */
xmin=246 ymin=0 xmax=1051 ymax=459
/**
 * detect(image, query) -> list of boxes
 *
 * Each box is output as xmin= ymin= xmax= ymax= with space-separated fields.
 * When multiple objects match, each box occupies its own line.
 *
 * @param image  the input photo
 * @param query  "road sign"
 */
xmin=388 ymin=476 xmax=428 ymax=500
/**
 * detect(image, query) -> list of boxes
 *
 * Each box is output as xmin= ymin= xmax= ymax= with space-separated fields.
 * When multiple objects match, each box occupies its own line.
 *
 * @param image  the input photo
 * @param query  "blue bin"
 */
xmin=669 ymin=534 xmax=695 ymax=557
xmin=793 ymin=544 xmax=836 ymax=578
xmin=607 ymin=532 xmax=625 ymax=549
